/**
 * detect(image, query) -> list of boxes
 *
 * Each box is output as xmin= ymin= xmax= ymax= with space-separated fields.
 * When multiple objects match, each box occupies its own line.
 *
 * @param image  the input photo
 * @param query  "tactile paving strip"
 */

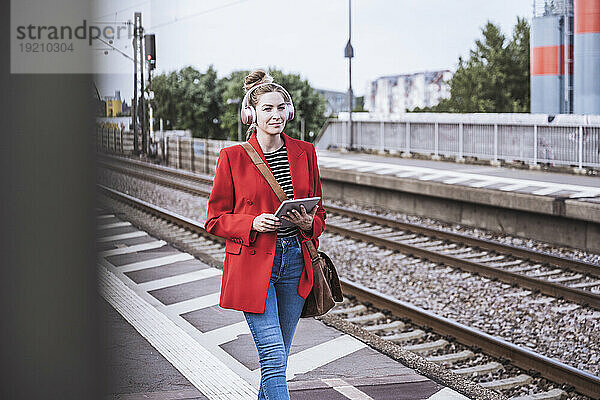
xmin=98 ymin=261 xmax=257 ymax=400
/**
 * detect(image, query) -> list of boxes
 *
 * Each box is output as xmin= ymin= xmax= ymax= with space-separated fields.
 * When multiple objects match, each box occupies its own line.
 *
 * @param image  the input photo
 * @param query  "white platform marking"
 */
xmin=442 ymin=176 xmax=472 ymax=184
xmin=468 ymin=178 xmax=501 ymax=188
xmin=167 ymin=292 xmax=222 ymax=315
xmin=97 ymin=214 xmax=115 ymax=219
xmin=318 ymin=155 xmax=600 ymax=198
xmin=99 ymin=240 xmax=167 ymax=257
xmin=499 ymin=183 xmax=531 ymax=191
xmin=97 ymin=231 xmax=148 ymax=243
xmin=418 ymin=173 xmax=448 ymax=181
xmin=322 ymin=378 xmax=375 ymax=400
xmin=282 ymin=334 xmax=367 ymax=381
xmin=426 ymin=387 xmax=471 ymax=399
xmin=531 ymin=186 xmax=561 ymax=195
xmin=395 ymin=170 xmax=420 ymax=178
xmin=98 ymin=221 xmax=131 ymax=230
xmin=374 ymin=167 xmax=402 ymax=175
xmin=202 ymin=321 xmax=249 ymax=345
xmin=138 ymin=268 xmax=222 ymax=291
xmin=118 ymin=252 xmax=194 ymax=273
xmin=98 ymin=263 xmax=257 ymax=399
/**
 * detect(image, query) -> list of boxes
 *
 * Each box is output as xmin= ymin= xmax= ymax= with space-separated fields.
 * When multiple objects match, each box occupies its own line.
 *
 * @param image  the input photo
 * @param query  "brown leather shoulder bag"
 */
xmin=240 ymin=142 xmax=343 ymax=317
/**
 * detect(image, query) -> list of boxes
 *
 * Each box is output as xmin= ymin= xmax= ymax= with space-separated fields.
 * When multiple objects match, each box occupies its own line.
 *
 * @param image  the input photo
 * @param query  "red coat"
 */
xmin=204 ymin=132 xmax=326 ymax=313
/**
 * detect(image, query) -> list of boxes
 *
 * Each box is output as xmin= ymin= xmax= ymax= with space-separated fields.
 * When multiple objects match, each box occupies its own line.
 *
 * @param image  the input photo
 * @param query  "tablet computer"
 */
xmin=274 ymin=197 xmax=321 ymax=229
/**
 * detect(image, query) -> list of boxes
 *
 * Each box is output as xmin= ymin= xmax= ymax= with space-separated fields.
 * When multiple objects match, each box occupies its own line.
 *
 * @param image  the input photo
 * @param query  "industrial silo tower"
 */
xmin=530 ymin=0 xmax=574 ymax=114
xmin=573 ymin=0 xmax=600 ymax=114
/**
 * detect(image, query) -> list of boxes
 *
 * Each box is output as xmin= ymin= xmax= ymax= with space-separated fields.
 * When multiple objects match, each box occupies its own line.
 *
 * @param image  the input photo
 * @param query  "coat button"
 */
xmin=249 ymin=249 xmax=256 ymax=255
xmin=247 ymin=200 xmax=253 ymax=205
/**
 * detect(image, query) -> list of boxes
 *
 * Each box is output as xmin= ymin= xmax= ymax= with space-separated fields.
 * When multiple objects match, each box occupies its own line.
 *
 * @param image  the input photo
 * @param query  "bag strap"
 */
xmin=240 ymin=141 xmax=320 ymax=260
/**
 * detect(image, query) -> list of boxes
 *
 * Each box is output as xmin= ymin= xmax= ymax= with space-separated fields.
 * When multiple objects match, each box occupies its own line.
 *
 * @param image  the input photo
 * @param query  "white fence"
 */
xmin=316 ymin=115 xmax=600 ymax=169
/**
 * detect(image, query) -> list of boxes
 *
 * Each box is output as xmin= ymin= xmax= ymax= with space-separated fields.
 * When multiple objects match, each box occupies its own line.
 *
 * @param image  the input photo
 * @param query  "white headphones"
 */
xmin=240 ymin=82 xmax=295 ymax=125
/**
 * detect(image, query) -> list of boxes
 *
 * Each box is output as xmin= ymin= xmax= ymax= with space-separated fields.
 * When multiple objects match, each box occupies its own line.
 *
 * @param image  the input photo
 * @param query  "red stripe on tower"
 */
xmin=575 ymin=0 xmax=600 ymax=33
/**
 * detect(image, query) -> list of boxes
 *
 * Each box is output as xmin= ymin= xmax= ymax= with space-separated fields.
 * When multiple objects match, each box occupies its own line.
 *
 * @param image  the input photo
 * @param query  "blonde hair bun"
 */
xmin=243 ymin=69 xmax=274 ymax=93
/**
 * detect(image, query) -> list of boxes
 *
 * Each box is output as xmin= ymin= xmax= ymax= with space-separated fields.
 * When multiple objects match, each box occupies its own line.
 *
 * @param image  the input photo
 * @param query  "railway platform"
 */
xmin=316 ymin=149 xmax=600 ymax=199
xmin=314 ymin=149 xmax=600 ymax=252
xmin=98 ymin=210 xmax=474 ymax=400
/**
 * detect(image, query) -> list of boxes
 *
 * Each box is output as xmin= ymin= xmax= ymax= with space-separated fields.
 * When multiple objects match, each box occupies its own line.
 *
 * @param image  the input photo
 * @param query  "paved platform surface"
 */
xmin=98 ymin=209 xmax=471 ymax=400
xmin=317 ymin=150 xmax=600 ymax=200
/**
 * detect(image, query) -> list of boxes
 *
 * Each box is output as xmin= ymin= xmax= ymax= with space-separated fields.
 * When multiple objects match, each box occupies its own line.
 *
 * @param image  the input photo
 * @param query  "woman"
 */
xmin=204 ymin=69 xmax=326 ymax=400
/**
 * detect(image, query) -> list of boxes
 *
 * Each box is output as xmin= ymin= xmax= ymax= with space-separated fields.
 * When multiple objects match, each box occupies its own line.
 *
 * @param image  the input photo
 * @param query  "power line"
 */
xmin=149 ymin=0 xmax=250 ymax=30
xmin=95 ymin=36 xmax=135 ymax=62
xmin=94 ymin=0 xmax=151 ymax=22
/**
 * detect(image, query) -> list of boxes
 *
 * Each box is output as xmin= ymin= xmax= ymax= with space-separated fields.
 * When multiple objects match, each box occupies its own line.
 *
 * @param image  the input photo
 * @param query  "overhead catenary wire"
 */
xmin=149 ymin=0 xmax=251 ymax=30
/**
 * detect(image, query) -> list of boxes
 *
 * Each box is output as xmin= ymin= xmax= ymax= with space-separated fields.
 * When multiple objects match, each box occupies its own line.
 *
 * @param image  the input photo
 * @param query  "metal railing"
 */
xmin=315 ymin=117 xmax=600 ymax=169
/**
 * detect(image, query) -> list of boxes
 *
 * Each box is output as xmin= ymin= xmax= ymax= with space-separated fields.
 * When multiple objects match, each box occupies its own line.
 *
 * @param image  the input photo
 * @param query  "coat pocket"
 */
xmin=225 ymin=240 xmax=242 ymax=255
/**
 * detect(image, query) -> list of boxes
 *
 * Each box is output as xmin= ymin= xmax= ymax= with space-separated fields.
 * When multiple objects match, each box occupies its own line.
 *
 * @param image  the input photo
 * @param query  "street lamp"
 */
xmin=345 ymin=0 xmax=354 ymax=150
xmin=227 ymin=97 xmax=242 ymax=141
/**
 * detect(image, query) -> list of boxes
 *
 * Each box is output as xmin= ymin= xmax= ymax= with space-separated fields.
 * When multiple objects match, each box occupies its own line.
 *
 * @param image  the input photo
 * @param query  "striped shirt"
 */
xmin=263 ymin=142 xmax=299 ymax=238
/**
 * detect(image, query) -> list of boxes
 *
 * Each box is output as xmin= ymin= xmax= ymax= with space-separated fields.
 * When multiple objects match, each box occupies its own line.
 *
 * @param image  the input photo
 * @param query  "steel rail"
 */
xmin=325 ymin=223 xmax=600 ymax=310
xmin=324 ymin=204 xmax=600 ymax=279
xmin=340 ymin=278 xmax=600 ymax=399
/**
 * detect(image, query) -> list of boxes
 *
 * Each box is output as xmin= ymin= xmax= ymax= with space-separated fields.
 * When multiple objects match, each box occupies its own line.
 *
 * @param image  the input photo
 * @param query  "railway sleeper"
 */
xmin=425 ymin=243 xmax=457 ymax=252
xmin=414 ymin=240 xmax=445 ymax=248
xmin=451 ymin=361 xmax=503 ymax=376
xmin=453 ymin=251 xmax=489 ymax=259
xmin=388 ymin=233 xmax=418 ymax=241
xmin=377 ymin=231 xmax=410 ymax=239
xmin=570 ymin=279 xmax=600 ymax=289
xmin=384 ymin=329 xmax=425 ymax=342
xmin=471 ymin=255 xmax=508 ymax=263
xmin=547 ymin=274 xmax=583 ymax=283
xmin=487 ymin=260 xmax=524 ymax=268
xmin=402 ymin=339 xmax=448 ymax=353
xmin=329 ymin=304 xmax=367 ymax=315
xmin=363 ymin=227 xmax=394 ymax=235
xmin=479 ymin=374 xmax=533 ymax=390
xmin=441 ymin=247 xmax=474 ymax=255
xmin=426 ymin=350 xmax=474 ymax=364
xmin=529 ymin=269 xmax=563 ymax=278
xmin=363 ymin=320 xmax=405 ymax=333
xmin=397 ymin=236 xmax=431 ymax=245
xmin=509 ymin=388 xmax=566 ymax=400
xmin=336 ymin=220 xmax=367 ymax=229
xmin=509 ymin=264 xmax=543 ymax=273
xmin=345 ymin=312 xmax=386 ymax=324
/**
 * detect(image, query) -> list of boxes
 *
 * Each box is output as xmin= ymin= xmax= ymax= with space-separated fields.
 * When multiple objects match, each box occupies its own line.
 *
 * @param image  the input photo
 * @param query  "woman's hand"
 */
xmin=281 ymin=205 xmax=318 ymax=232
xmin=252 ymin=213 xmax=281 ymax=232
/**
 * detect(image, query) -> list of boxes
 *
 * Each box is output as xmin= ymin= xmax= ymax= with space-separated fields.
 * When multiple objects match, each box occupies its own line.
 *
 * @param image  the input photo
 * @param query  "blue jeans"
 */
xmin=243 ymin=235 xmax=306 ymax=400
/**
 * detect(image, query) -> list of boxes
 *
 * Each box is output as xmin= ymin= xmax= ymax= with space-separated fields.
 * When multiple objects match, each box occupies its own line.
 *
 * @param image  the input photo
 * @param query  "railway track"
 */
xmin=97 ymin=184 xmax=600 ymax=399
xmin=98 ymin=154 xmax=600 ymax=312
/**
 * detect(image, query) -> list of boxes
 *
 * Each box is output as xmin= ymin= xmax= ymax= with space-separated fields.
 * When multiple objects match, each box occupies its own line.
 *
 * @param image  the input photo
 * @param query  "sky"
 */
xmin=94 ymin=0 xmax=533 ymax=102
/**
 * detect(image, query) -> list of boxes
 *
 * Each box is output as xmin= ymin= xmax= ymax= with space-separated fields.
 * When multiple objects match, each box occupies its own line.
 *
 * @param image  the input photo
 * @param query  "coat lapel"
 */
xmin=281 ymin=132 xmax=307 ymax=199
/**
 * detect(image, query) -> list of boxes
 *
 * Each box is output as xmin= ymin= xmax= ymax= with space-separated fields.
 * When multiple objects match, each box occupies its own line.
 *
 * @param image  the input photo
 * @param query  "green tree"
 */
xmin=414 ymin=17 xmax=530 ymax=113
xmin=150 ymin=65 xmax=224 ymax=138
xmin=219 ymin=70 xmax=251 ymax=141
xmin=151 ymin=66 xmax=327 ymax=141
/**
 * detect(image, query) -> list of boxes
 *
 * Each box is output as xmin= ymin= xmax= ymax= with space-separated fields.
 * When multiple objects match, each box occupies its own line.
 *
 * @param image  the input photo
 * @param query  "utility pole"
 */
xmin=344 ymin=0 xmax=354 ymax=149
xmin=132 ymin=12 xmax=146 ymax=155
xmin=139 ymin=30 xmax=146 ymax=155
xmin=145 ymin=33 xmax=156 ymax=154
xmin=132 ymin=14 xmax=139 ymax=154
